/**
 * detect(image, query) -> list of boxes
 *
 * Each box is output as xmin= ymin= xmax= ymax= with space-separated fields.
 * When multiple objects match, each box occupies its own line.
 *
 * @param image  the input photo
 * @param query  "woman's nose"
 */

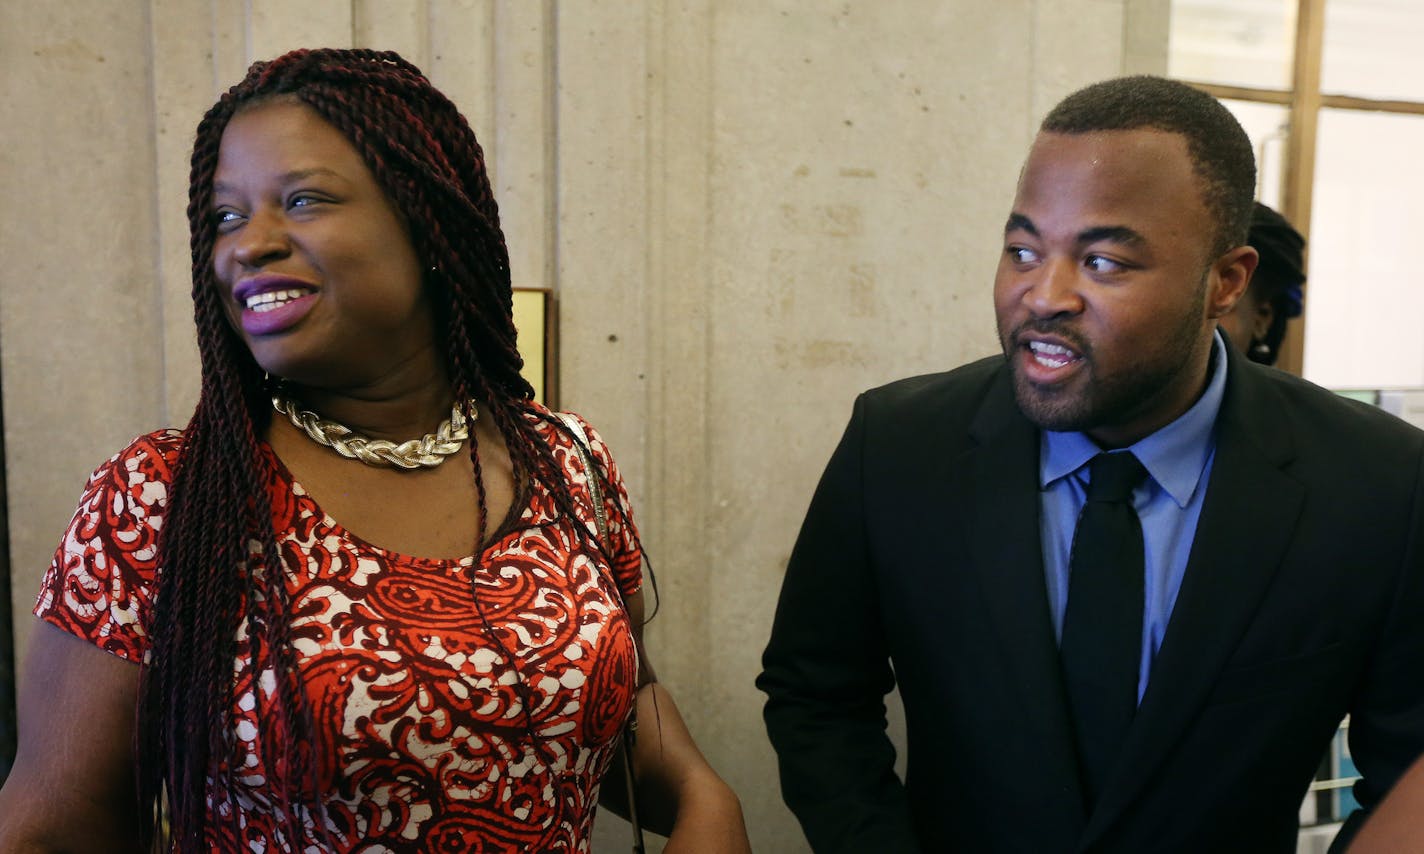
xmin=230 ymin=210 xmax=291 ymax=268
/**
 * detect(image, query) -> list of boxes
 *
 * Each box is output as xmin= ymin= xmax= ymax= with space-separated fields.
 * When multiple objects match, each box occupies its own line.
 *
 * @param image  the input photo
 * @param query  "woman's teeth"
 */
xmin=245 ymin=289 xmax=308 ymax=313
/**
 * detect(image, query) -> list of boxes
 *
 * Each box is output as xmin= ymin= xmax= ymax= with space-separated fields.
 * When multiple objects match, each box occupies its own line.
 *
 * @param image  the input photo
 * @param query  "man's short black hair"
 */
xmin=1040 ymin=75 xmax=1256 ymax=258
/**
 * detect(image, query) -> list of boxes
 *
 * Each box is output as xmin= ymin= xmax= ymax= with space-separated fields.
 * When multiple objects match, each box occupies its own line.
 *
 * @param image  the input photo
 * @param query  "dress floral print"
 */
xmin=35 ymin=407 xmax=641 ymax=852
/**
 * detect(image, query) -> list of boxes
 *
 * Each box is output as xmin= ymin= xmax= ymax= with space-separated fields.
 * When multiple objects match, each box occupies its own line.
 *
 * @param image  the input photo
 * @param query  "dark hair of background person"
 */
xmin=143 ymin=48 xmax=647 ymax=850
xmin=1245 ymin=201 xmax=1307 ymax=365
xmin=1040 ymin=75 xmax=1257 ymax=259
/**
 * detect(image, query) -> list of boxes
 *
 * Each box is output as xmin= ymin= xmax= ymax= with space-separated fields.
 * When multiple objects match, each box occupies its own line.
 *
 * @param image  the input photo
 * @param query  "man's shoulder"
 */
xmin=845 ymin=356 xmax=1011 ymax=458
xmin=1237 ymin=363 xmax=1424 ymax=446
xmin=1230 ymin=363 xmax=1424 ymax=481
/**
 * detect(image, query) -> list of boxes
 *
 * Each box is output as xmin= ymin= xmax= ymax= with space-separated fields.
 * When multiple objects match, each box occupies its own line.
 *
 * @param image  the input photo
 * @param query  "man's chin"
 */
xmin=1011 ymin=374 xmax=1093 ymax=433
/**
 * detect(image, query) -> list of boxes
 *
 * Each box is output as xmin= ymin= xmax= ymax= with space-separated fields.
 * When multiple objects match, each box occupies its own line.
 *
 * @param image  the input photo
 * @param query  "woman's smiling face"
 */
xmin=210 ymin=98 xmax=435 ymax=389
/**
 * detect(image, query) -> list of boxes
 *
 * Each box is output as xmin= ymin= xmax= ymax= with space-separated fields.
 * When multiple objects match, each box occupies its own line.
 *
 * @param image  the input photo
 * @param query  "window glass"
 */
xmin=1221 ymin=99 xmax=1291 ymax=209
xmin=1302 ymin=108 xmax=1424 ymax=388
xmin=1321 ymin=0 xmax=1424 ymax=102
xmin=1169 ymin=0 xmax=1297 ymax=90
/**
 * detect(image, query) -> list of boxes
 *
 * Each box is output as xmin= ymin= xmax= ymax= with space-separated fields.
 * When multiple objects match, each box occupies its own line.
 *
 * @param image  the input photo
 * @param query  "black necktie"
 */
xmin=1061 ymin=451 xmax=1148 ymax=806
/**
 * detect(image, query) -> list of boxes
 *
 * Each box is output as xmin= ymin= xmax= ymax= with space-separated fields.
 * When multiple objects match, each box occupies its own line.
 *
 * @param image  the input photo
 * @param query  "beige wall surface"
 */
xmin=0 ymin=1 xmax=1166 ymax=850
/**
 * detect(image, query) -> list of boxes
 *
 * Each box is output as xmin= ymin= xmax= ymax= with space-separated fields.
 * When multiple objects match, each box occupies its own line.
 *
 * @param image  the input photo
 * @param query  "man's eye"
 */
xmin=1007 ymin=246 xmax=1039 ymax=265
xmin=1084 ymin=254 xmax=1124 ymax=274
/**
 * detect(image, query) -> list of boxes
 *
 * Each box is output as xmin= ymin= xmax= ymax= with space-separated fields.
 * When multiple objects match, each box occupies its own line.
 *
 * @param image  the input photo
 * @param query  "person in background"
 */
xmin=759 ymin=75 xmax=1424 ymax=852
xmin=1218 ymin=200 xmax=1306 ymax=366
xmin=1346 ymin=750 xmax=1424 ymax=850
xmin=0 ymin=48 xmax=748 ymax=853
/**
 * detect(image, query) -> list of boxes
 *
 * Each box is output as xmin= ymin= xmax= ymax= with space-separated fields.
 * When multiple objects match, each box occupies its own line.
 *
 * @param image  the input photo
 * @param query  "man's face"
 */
xmin=993 ymin=129 xmax=1251 ymax=448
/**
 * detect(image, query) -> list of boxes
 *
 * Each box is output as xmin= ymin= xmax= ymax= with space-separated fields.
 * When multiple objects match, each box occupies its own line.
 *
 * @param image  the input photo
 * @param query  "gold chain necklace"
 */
xmin=271 ymin=394 xmax=475 ymax=469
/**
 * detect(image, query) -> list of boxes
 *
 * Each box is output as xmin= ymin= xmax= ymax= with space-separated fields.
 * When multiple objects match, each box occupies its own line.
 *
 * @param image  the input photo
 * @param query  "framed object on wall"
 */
xmin=512 ymin=287 xmax=557 ymax=408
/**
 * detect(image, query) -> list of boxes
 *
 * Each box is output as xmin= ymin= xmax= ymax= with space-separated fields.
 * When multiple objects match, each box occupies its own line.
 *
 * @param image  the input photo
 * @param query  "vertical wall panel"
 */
xmin=151 ymin=0 xmax=222 ymax=425
xmin=553 ymin=1 xmax=652 ymax=493
xmin=355 ymin=0 xmax=430 ymax=67
xmin=1 ymin=0 xmax=165 ymax=665
xmin=427 ymin=0 xmax=496 ymax=181
xmin=247 ymin=0 xmax=354 ymax=58
xmin=210 ymin=0 xmax=249 ymax=91
xmin=638 ymin=0 xmax=716 ymax=694
xmin=1033 ymin=0 xmax=1129 ymax=122
xmin=1125 ymin=0 xmax=1172 ymax=75
xmin=491 ymin=0 xmax=556 ymax=294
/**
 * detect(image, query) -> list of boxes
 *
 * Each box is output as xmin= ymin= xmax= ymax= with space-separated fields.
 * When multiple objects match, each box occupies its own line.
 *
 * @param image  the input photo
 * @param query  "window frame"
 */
xmin=1175 ymin=0 xmax=1424 ymax=375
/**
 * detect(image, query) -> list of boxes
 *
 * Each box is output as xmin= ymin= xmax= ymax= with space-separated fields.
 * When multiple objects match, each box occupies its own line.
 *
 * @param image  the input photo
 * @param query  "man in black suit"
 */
xmin=758 ymin=76 xmax=1424 ymax=853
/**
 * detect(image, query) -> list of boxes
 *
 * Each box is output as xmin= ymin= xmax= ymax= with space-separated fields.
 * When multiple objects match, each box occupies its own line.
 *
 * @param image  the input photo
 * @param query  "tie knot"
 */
xmin=1086 ymin=452 xmax=1146 ymax=503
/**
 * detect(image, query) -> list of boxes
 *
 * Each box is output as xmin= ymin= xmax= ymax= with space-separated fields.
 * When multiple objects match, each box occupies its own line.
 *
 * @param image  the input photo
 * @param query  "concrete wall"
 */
xmin=0 ymin=1 xmax=1167 ymax=849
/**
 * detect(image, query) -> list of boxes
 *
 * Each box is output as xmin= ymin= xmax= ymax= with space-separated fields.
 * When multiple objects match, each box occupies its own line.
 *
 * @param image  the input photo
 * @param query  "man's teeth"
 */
xmin=1027 ymin=340 xmax=1077 ymax=367
xmin=245 ymin=288 xmax=309 ymax=313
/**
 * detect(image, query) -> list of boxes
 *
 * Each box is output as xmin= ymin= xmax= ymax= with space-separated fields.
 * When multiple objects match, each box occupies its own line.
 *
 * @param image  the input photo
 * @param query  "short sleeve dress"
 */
xmin=34 ymin=405 xmax=642 ymax=853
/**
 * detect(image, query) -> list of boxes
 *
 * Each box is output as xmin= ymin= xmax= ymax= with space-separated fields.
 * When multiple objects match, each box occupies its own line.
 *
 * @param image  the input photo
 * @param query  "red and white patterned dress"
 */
xmin=35 ymin=407 xmax=642 ymax=852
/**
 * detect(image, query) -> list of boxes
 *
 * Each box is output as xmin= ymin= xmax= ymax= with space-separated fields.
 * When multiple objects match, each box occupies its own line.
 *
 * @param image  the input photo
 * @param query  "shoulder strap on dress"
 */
xmin=555 ymin=411 xmax=646 ymax=853
xmin=554 ymin=412 xmax=609 ymax=549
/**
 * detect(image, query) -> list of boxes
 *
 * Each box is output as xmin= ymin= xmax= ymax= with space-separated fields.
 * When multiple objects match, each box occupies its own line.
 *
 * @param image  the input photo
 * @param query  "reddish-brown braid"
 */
xmin=139 ymin=48 xmax=651 ymax=851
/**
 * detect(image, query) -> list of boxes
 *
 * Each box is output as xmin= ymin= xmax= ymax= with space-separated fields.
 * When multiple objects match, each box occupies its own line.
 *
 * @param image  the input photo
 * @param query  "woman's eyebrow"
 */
xmin=212 ymin=167 xmax=343 ymax=196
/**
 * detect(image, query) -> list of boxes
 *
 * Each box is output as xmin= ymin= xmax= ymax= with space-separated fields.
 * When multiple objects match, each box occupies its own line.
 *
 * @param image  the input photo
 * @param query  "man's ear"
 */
xmin=1206 ymin=245 xmax=1259 ymax=320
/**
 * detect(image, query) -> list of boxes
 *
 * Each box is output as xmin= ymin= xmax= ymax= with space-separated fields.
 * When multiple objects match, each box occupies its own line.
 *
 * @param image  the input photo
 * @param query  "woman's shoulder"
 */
xmin=86 ymin=428 xmax=187 ymax=498
xmin=100 ymin=428 xmax=186 ymax=467
xmin=519 ymin=401 xmax=642 ymax=586
xmin=76 ymin=427 xmax=186 ymax=527
xmin=36 ymin=429 xmax=184 ymax=663
xmin=522 ymin=401 xmax=616 ymax=460
xmin=123 ymin=427 xmax=186 ymax=458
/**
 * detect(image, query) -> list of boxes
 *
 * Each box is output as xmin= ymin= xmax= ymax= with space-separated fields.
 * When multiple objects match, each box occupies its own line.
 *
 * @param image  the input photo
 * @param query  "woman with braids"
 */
xmin=1218 ymin=201 xmax=1307 ymax=366
xmin=0 ymin=48 xmax=749 ymax=852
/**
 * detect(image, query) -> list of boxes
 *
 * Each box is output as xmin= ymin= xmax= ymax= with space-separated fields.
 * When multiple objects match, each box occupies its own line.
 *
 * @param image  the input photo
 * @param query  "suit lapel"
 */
xmin=1080 ymin=353 xmax=1306 ymax=847
xmin=962 ymin=367 xmax=1087 ymax=831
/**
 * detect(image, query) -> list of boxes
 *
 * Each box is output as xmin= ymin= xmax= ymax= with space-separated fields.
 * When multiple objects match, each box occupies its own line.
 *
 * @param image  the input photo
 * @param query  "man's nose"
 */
xmin=1024 ymin=257 xmax=1083 ymax=318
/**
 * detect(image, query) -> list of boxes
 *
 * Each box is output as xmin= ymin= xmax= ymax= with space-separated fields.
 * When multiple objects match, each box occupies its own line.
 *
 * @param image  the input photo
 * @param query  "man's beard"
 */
xmin=1001 ymin=280 xmax=1208 ymax=435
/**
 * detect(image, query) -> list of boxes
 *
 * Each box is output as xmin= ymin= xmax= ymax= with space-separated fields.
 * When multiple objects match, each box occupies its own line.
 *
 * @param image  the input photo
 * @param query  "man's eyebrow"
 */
xmin=1077 ymin=225 xmax=1147 ymax=250
xmin=212 ymin=167 xmax=343 ymax=196
xmin=1004 ymin=213 xmax=1038 ymax=237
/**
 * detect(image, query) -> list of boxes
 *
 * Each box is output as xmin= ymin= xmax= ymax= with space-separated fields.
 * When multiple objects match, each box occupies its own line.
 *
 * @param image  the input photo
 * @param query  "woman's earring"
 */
xmin=1250 ymin=340 xmax=1271 ymax=359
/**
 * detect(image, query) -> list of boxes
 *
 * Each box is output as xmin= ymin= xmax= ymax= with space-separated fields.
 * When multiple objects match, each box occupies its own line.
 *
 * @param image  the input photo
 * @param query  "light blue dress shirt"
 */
xmin=1039 ymin=332 xmax=1228 ymax=702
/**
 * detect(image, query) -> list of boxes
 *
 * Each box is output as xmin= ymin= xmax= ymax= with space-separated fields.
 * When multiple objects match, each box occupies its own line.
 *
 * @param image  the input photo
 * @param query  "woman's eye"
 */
xmin=212 ymin=209 xmax=243 ymax=230
xmin=289 ymin=193 xmax=322 ymax=209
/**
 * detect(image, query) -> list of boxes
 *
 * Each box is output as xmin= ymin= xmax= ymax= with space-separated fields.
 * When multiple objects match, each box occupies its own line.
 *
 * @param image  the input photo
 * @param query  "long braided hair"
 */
xmin=138 ymin=48 xmax=644 ymax=850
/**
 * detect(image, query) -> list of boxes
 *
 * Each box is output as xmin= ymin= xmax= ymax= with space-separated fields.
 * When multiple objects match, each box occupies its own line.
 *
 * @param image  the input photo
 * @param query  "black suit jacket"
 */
xmin=759 ymin=347 xmax=1424 ymax=853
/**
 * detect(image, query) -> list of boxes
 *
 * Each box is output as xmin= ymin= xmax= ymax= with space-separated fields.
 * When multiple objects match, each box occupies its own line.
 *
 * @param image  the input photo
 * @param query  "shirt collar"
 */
xmin=1040 ymin=331 xmax=1228 ymax=508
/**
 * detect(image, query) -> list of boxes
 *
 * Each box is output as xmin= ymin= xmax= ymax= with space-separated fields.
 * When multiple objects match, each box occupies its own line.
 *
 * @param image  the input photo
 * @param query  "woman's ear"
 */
xmin=1252 ymin=298 xmax=1276 ymax=340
